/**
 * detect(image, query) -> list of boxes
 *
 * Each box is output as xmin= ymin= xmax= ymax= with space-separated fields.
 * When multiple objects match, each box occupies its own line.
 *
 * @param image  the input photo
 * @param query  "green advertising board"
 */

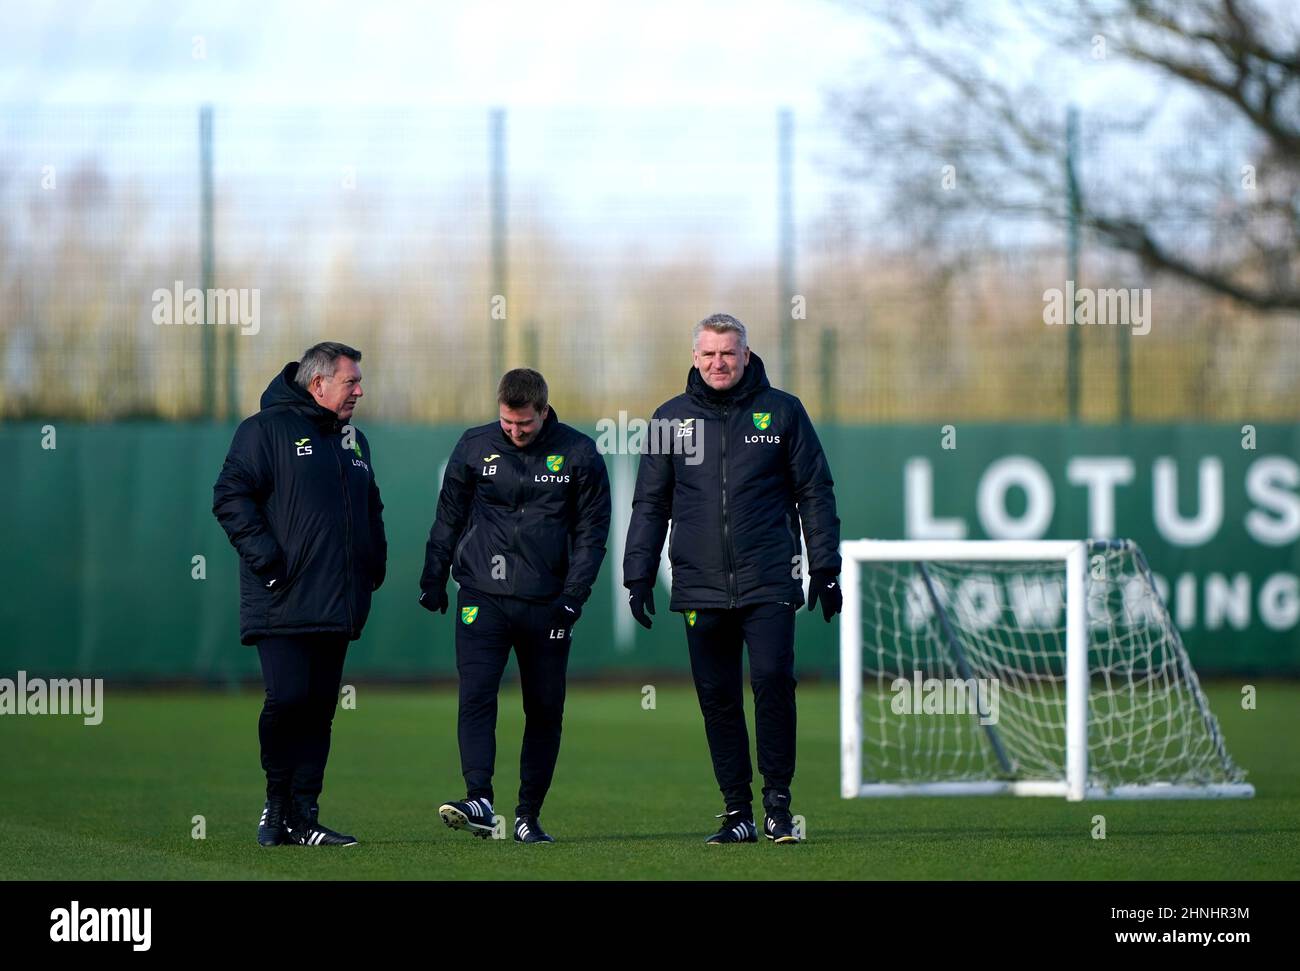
xmin=4 ymin=422 xmax=1297 ymax=680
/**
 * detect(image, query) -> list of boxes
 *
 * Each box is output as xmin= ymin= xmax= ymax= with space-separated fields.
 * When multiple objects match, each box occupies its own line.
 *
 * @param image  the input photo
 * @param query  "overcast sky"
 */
xmin=0 ymin=2 xmax=901 ymax=261
xmin=0 ymin=0 xmax=882 ymax=108
xmin=0 ymin=2 xmax=1178 ymax=263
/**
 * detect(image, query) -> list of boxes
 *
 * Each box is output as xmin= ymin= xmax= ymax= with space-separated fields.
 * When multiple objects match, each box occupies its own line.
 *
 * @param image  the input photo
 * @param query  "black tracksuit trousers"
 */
xmin=455 ymin=587 xmax=572 ymax=819
xmin=683 ymin=602 xmax=797 ymax=815
xmin=256 ymin=633 xmax=349 ymax=811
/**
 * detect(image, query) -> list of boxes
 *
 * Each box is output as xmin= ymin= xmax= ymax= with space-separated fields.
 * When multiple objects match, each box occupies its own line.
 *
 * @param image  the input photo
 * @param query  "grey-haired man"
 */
xmin=623 ymin=314 xmax=842 ymax=844
xmin=213 ymin=341 xmax=387 ymax=847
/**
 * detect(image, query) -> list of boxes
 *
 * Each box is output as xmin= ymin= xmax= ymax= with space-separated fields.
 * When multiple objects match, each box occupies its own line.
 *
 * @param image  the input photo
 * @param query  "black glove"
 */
xmin=418 ymin=586 xmax=449 ymax=614
xmin=807 ymin=570 xmax=843 ymax=622
xmin=627 ymin=580 xmax=655 ymax=629
xmin=547 ymin=594 xmax=583 ymax=638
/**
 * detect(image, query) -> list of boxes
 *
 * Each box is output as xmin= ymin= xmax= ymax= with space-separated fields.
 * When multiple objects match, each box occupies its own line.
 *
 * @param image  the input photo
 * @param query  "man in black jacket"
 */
xmin=420 ymin=368 xmax=610 ymax=844
xmin=213 ymin=341 xmax=387 ymax=848
xmin=623 ymin=314 xmax=842 ymax=844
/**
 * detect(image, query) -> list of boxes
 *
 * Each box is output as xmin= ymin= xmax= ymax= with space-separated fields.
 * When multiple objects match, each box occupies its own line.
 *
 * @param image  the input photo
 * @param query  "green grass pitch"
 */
xmin=1 ymin=682 xmax=1296 ymax=880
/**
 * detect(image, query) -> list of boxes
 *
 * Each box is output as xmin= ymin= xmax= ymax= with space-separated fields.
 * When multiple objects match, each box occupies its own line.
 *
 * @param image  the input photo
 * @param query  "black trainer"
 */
xmin=705 ymin=809 xmax=758 ymax=844
xmin=514 ymin=816 xmax=554 ymax=844
xmin=763 ymin=791 xmax=800 ymax=844
xmin=285 ymin=818 xmax=358 ymax=846
xmin=285 ymin=800 xmax=358 ymax=846
xmin=764 ymin=812 xmax=800 ymax=844
xmin=257 ymin=797 xmax=289 ymax=847
xmin=439 ymin=797 xmax=496 ymax=839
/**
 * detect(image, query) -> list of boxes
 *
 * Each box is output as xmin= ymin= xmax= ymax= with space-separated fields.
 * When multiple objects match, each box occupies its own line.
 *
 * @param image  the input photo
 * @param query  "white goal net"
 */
xmin=840 ymin=539 xmax=1252 ymax=800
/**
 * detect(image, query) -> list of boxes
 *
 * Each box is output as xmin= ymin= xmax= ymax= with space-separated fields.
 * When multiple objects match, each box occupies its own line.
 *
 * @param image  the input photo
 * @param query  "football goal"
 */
xmin=840 ymin=539 xmax=1253 ymax=801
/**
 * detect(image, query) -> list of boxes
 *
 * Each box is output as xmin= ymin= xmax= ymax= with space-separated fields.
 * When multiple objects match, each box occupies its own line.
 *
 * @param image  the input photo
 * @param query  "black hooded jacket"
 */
xmin=212 ymin=362 xmax=387 ymax=645
xmin=623 ymin=352 xmax=840 ymax=610
xmin=420 ymin=407 xmax=611 ymax=604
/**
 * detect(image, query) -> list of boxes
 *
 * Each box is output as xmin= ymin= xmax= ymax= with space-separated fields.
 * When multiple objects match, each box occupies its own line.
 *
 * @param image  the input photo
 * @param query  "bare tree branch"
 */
xmin=832 ymin=0 xmax=1300 ymax=310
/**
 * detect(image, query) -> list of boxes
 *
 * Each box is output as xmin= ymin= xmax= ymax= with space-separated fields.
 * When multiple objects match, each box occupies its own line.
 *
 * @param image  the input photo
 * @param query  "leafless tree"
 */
xmin=833 ymin=0 xmax=1300 ymax=310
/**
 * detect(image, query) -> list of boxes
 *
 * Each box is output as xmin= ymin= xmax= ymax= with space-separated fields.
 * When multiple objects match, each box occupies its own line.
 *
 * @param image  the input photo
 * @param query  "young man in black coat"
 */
xmin=419 ymin=368 xmax=611 ymax=844
xmin=213 ymin=341 xmax=387 ymax=847
xmin=623 ymin=314 xmax=842 ymax=844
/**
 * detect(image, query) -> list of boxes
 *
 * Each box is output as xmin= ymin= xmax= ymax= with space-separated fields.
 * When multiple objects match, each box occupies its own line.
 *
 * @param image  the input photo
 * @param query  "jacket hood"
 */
xmin=685 ymin=350 xmax=771 ymax=406
xmin=260 ymin=362 xmax=343 ymax=429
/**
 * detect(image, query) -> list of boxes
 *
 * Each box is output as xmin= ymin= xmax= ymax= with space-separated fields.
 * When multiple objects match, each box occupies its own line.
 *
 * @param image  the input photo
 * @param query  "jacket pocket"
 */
xmin=453 ymin=522 xmax=479 ymax=570
xmin=280 ymin=540 xmax=311 ymax=595
xmin=785 ymin=512 xmax=802 ymax=566
xmin=547 ymin=525 xmax=571 ymax=578
xmin=266 ymin=549 xmax=306 ymax=627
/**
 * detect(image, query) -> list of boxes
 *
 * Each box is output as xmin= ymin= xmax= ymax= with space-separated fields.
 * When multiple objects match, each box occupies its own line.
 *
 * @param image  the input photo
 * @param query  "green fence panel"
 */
xmin=5 ymin=422 xmax=1298 ymax=680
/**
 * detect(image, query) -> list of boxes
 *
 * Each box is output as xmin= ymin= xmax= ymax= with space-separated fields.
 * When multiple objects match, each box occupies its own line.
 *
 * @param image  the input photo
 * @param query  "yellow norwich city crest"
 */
xmin=461 ymin=606 xmax=479 ymax=625
xmin=546 ymin=454 xmax=565 ymax=472
xmin=752 ymin=413 xmax=772 ymax=430
xmin=686 ymin=610 xmax=698 ymax=627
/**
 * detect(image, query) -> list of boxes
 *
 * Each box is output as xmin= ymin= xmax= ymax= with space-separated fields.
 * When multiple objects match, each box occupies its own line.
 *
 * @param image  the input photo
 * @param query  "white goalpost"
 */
xmin=839 ymin=539 xmax=1254 ymax=801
